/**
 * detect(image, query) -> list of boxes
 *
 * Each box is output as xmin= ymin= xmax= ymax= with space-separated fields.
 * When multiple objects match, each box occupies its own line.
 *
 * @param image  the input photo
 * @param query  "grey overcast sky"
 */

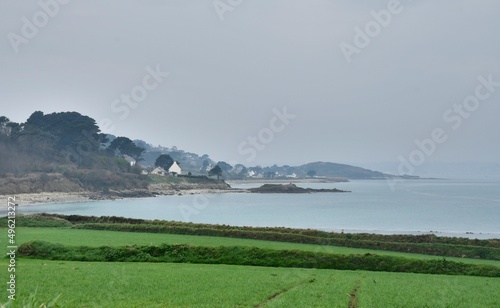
xmin=1 ymin=0 xmax=499 ymax=169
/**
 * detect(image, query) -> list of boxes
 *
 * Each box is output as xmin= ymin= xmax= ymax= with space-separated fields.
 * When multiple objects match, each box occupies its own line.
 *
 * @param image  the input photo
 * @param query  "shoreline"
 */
xmin=1 ymin=188 xmax=247 ymax=206
xmin=0 ymin=181 xmax=349 ymax=206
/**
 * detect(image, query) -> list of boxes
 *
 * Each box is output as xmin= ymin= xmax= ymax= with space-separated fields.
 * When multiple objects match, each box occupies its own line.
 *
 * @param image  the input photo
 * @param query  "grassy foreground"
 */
xmin=8 ymin=227 xmax=500 ymax=267
xmin=2 ymin=214 xmax=500 ymax=306
xmin=2 ymin=259 xmax=500 ymax=307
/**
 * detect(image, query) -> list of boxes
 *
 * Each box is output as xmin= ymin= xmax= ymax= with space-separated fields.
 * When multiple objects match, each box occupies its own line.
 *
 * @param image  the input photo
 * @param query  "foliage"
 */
xmin=0 ymin=111 xmax=109 ymax=176
xmin=25 ymin=111 xmax=105 ymax=151
xmin=0 ymin=111 xmax=152 ymax=193
xmin=208 ymin=165 xmax=223 ymax=179
xmin=108 ymin=136 xmax=145 ymax=161
xmin=12 ymin=227 xmax=500 ymax=268
xmin=217 ymin=161 xmax=233 ymax=172
xmin=43 ymin=214 xmax=499 ymax=261
xmin=74 ymin=222 xmax=500 ymax=260
xmin=154 ymin=154 xmax=174 ymax=169
xmin=1 ymin=287 xmax=61 ymax=308
xmin=0 ymin=215 xmax=72 ymax=228
xmin=17 ymin=241 xmax=500 ymax=277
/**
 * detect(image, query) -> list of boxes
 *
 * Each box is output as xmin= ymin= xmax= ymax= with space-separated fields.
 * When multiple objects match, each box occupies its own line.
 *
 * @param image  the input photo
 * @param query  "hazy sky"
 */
xmin=1 ymin=0 xmax=499 ymax=169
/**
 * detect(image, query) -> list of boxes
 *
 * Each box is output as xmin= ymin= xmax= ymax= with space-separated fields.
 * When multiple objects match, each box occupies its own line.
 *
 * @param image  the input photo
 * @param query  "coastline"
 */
xmin=1 ymin=180 xmax=345 ymax=206
xmin=2 ymin=187 xmax=246 ymax=206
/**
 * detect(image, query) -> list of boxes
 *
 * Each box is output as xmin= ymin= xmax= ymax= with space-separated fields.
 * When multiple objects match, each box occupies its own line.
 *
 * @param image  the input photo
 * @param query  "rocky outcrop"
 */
xmin=248 ymin=183 xmax=349 ymax=193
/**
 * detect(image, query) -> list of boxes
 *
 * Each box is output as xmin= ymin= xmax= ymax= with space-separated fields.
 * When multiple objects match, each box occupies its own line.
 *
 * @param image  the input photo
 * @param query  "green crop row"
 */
xmin=38 ymin=214 xmax=500 ymax=248
xmin=73 ymin=222 xmax=500 ymax=261
xmin=17 ymin=240 xmax=500 ymax=277
xmin=6 ymin=214 xmax=500 ymax=260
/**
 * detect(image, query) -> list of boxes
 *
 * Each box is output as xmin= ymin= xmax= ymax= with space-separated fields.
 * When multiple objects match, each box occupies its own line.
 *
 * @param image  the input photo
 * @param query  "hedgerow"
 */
xmin=17 ymin=241 xmax=500 ymax=278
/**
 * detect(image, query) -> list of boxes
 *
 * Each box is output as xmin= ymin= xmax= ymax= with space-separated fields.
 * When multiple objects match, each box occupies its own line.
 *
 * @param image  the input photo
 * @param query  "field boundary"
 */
xmin=6 ymin=214 xmax=499 ymax=261
xmin=17 ymin=241 xmax=500 ymax=278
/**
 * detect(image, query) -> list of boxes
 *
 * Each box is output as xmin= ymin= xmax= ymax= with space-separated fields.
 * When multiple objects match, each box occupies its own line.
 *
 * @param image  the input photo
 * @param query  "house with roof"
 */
xmin=150 ymin=161 xmax=182 ymax=176
xmin=168 ymin=161 xmax=181 ymax=175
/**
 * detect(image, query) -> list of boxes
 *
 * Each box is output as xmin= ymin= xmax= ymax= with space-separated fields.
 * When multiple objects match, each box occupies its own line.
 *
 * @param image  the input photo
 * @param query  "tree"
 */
xmin=233 ymin=164 xmax=248 ymax=178
xmin=208 ymin=165 xmax=223 ymax=180
xmin=201 ymin=159 xmax=210 ymax=172
xmin=264 ymin=171 xmax=275 ymax=179
xmin=155 ymin=154 xmax=174 ymax=170
xmin=307 ymin=170 xmax=317 ymax=178
xmin=25 ymin=111 xmax=103 ymax=151
xmin=0 ymin=116 xmax=14 ymax=138
xmin=109 ymin=137 xmax=145 ymax=161
xmin=217 ymin=161 xmax=233 ymax=172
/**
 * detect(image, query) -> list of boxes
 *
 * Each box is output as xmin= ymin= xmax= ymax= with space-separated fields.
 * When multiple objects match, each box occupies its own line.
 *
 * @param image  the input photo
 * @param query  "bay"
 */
xmin=5 ymin=179 xmax=500 ymax=239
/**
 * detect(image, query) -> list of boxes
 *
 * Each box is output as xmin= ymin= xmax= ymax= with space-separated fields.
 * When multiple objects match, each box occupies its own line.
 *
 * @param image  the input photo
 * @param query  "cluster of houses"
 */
xmin=122 ymin=154 xmax=305 ymax=180
xmin=122 ymin=154 xmax=182 ymax=176
xmin=246 ymin=170 xmax=298 ymax=179
xmin=150 ymin=161 xmax=182 ymax=176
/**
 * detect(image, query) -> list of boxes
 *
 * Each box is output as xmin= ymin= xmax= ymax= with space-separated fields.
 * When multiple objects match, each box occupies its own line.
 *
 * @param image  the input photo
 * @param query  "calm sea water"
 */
xmin=5 ymin=179 xmax=500 ymax=239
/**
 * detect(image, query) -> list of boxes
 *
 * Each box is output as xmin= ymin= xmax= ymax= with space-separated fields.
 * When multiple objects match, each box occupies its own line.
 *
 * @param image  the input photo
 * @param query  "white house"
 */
xmin=151 ymin=166 xmax=166 ymax=176
xmin=168 ymin=161 xmax=182 ymax=175
xmin=150 ymin=162 xmax=182 ymax=176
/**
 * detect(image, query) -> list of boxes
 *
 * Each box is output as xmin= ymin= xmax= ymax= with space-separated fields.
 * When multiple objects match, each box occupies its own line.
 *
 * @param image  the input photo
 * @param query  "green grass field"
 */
xmin=7 ymin=227 xmax=500 ymax=267
xmin=2 ymin=258 xmax=500 ymax=307
xmin=2 ymin=218 xmax=500 ymax=307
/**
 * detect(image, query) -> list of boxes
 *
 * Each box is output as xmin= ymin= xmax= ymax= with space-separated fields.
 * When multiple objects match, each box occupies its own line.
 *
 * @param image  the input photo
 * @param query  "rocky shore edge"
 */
xmin=3 ymin=181 xmax=349 ymax=206
xmin=3 ymin=185 xmax=245 ymax=206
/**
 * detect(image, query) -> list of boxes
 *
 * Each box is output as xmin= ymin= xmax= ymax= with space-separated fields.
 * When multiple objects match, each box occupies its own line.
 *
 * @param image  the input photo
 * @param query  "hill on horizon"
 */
xmin=298 ymin=161 xmax=389 ymax=180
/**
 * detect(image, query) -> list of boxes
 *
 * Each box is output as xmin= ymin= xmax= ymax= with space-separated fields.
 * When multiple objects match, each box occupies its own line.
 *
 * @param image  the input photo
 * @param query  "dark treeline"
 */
xmin=0 ymin=112 xmax=147 ymax=190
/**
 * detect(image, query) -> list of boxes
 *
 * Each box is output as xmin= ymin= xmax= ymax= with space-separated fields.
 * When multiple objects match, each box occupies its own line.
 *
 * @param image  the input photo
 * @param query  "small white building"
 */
xmin=168 ymin=161 xmax=182 ymax=175
xmin=151 ymin=166 xmax=166 ymax=176
xmin=150 ymin=162 xmax=182 ymax=176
